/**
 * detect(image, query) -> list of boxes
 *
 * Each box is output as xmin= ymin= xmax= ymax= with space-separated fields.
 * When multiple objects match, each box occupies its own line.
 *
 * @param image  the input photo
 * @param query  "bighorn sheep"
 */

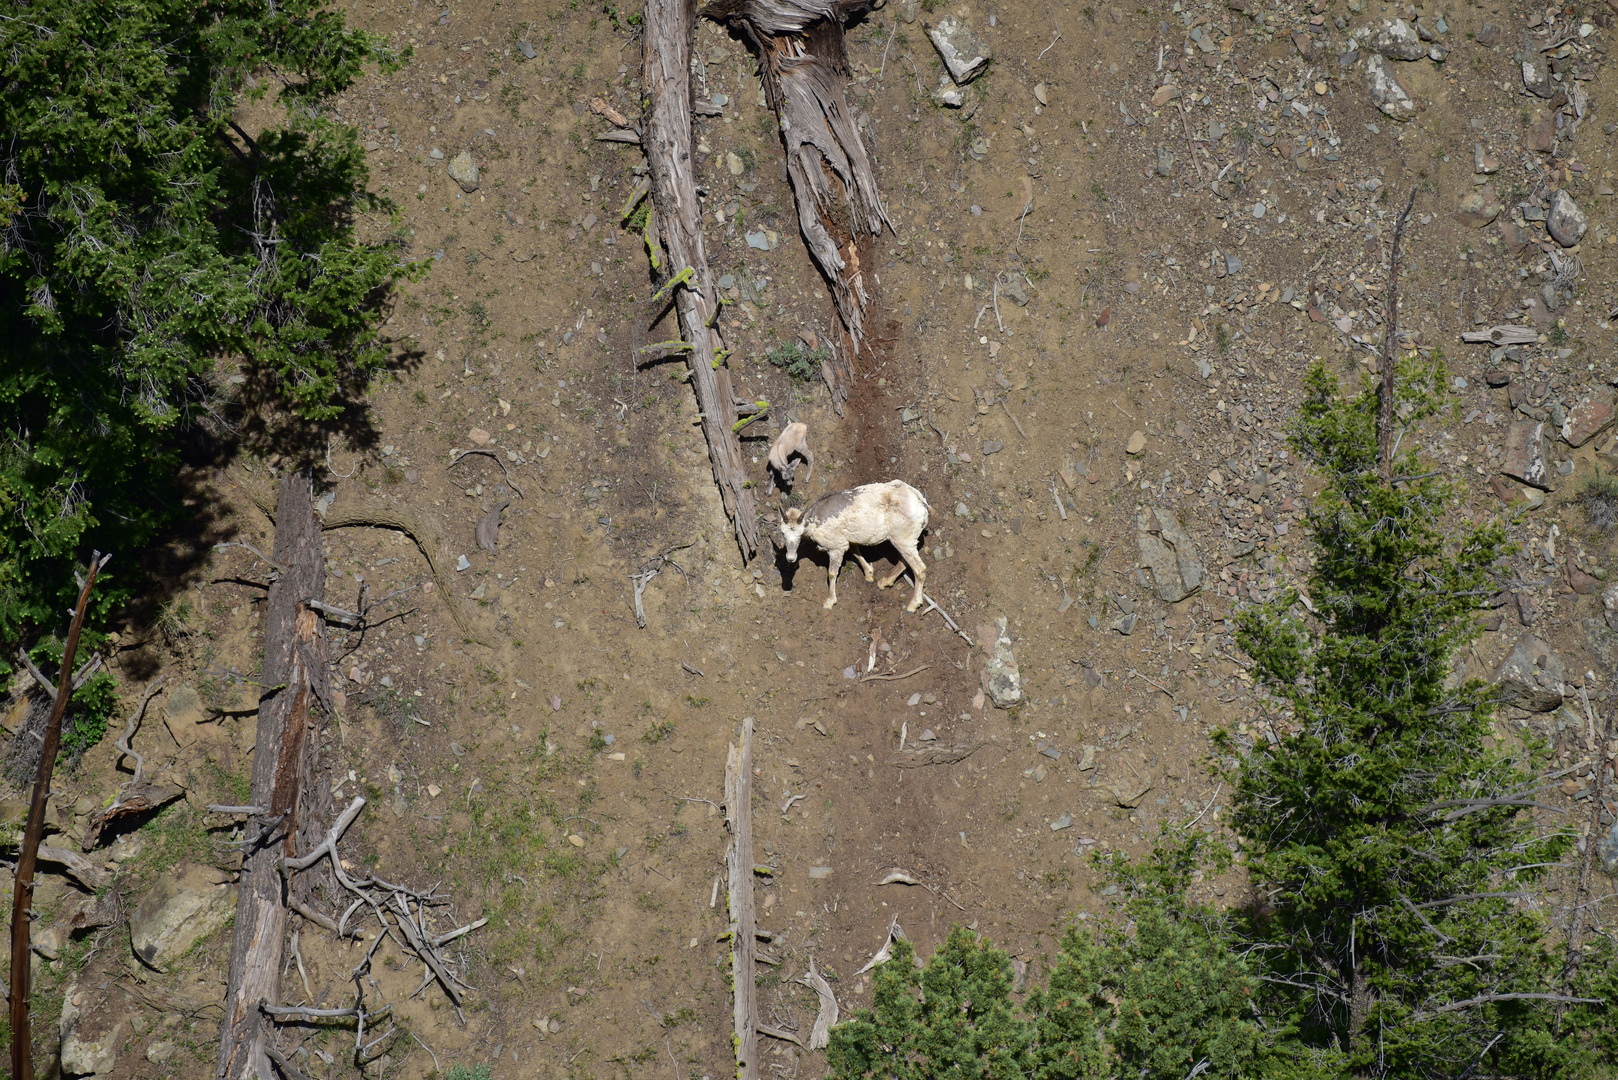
xmin=766 ymin=422 xmax=814 ymax=494
xmin=780 ymin=480 xmax=929 ymax=611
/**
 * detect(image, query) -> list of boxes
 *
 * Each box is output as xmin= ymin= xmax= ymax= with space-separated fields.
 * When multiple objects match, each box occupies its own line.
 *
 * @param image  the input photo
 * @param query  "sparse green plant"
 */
xmin=642 ymin=720 xmax=676 ymax=744
xmin=764 ymin=340 xmax=826 ymax=381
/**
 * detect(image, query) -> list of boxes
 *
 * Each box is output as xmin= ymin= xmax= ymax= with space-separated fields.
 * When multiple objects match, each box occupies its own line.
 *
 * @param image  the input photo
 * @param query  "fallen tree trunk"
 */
xmin=703 ymin=0 xmax=891 ymax=412
xmin=643 ymin=0 xmax=761 ymax=561
xmin=218 ymin=472 xmax=331 ymax=1080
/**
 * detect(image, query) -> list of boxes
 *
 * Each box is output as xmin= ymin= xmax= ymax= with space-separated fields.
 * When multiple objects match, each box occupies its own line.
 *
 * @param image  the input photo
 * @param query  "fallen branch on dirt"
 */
xmin=449 ymin=447 xmax=524 ymax=499
xmin=725 ymin=717 xmax=760 ymax=1080
xmin=1048 ymin=477 xmax=1068 ymax=521
xmin=631 ymin=567 xmax=659 ymax=629
xmin=900 ymin=574 xmax=973 ymax=646
xmin=80 ymin=680 xmax=178 ymax=850
xmin=858 ymin=665 xmax=929 ymax=683
xmin=886 ymin=740 xmax=985 ymax=769
xmin=11 ymin=553 xmax=105 ymax=1080
xmin=233 ymin=469 xmax=488 ymax=646
xmin=797 ymin=957 xmax=839 ymax=1051
xmin=640 ymin=0 xmax=761 ymax=561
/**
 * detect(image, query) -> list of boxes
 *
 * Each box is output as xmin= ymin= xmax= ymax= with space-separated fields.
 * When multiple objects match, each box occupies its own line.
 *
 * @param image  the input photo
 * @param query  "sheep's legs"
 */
xmin=850 ymin=551 xmax=876 ymax=582
xmin=824 ymin=549 xmax=845 ymax=609
xmin=887 ymin=542 xmax=927 ymax=612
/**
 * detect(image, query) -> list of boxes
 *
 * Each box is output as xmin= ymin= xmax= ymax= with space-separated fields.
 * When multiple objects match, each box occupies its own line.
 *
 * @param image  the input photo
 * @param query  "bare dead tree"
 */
xmin=9 ymin=553 xmax=106 ymax=1080
xmin=1378 ymin=188 xmax=1417 ymax=484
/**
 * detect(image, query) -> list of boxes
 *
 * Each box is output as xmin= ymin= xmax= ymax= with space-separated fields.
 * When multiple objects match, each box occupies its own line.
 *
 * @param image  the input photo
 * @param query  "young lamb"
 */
xmin=779 ymin=479 xmax=929 ymax=611
xmin=766 ymin=422 xmax=814 ymax=494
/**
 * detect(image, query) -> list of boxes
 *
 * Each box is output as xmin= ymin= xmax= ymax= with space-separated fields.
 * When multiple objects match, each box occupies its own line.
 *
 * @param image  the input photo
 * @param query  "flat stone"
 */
xmin=1359 ymin=17 xmax=1426 ymax=59
xmin=1126 ymin=430 xmax=1146 ymax=454
xmin=447 ymin=150 xmax=480 ymax=192
xmin=1476 ymin=22 xmax=1502 ymax=45
xmin=1137 ymin=506 xmax=1205 ymax=603
xmin=1546 ymin=189 xmax=1588 ymax=247
xmin=1455 ymin=185 xmax=1501 ymax=228
xmin=1473 ymin=143 xmax=1499 ymax=174
xmin=60 ymin=983 xmax=123 ymax=1078
xmin=1525 ymin=112 xmax=1555 ymax=153
xmin=146 ymin=1041 xmax=177 ymax=1065
xmin=982 ymin=616 xmax=1022 ymax=708
xmin=130 ymin=865 xmax=234 ymax=971
xmin=1365 ymin=54 xmax=1415 ymax=120
xmin=1522 ymin=58 xmax=1554 ymax=97
xmin=1569 ymin=559 xmax=1602 ymax=595
xmin=1155 ymin=146 xmax=1175 ymax=177
xmin=1561 ymin=386 xmax=1613 ymax=446
xmin=1501 ymin=420 xmax=1551 ymax=490
xmin=725 ymin=151 xmax=745 ymax=176
xmin=745 ymin=230 xmax=770 ymax=250
xmin=1488 ymin=474 xmax=1526 ymax=505
xmin=927 ymin=15 xmax=992 ymax=84
xmin=1603 ymin=580 xmax=1618 ymax=630
xmin=807 ymin=865 xmax=833 ymax=880
xmin=1151 ymin=83 xmax=1181 ymax=106
xmin=1492 ymin=636 xmax=1565 ymax=712
xmin=468 ymin=427 xmax=491 ymax=446
xmin=1484 ymin=369 xmax=1512 ymax=388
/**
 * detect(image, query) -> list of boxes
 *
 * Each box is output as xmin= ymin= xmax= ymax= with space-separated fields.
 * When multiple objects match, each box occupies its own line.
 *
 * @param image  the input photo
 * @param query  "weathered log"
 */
xmin=642 ymin=0 xmax=761 ymax=561
xmin=725 ymin=717 xmax=759 ymax=1080
xmin=704 ymin=0 xmax=891 ymax=399
xmin=218 ymin=472 xmax=329 ymax=1080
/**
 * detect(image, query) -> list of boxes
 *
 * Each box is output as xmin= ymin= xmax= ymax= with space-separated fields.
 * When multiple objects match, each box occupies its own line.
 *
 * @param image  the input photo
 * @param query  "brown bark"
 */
xmin=8 ymin=558 xmax=101 ymax=1080
xmin=218 ymin=473 xmax=329 ymax=1080
xmin=643 ymin=0 xmax=761 ymax=561
xmin=1377 ymin=188 xmax=1417 ymax=484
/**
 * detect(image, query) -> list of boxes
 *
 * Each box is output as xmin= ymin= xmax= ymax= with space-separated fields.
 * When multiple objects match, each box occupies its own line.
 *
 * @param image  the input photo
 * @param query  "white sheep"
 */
xmin=766 ymin=422 xmax=814 ymax=494
xmin=779 ymin=480 xmax=929 ymax=611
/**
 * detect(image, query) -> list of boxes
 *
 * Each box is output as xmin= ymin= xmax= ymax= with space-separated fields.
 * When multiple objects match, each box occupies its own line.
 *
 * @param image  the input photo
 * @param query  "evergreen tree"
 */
xmin=1230 ymin=351 xmax=1598 ymax=1076
xmin=0 ymin=0 xmax=415 ymax=648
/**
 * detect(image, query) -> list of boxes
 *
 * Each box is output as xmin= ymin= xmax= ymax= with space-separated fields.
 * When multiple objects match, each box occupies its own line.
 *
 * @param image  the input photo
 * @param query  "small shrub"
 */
xmin=445 ymin=1067 xmax=492 ymax=1080
xmin=1581 ymin=471 xmax=1618 ymax=533
xmin=765 ymin=340 xmax=826 ymax=381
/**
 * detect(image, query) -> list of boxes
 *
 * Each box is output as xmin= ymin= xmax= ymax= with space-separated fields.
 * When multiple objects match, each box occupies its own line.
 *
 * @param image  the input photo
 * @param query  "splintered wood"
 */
xmin=219 ymin=472 xmax=331 ymax=1080
xmin=703 ymin=0 xmax=892 ymax=412
xmin=642 ymin=0 xmax=761 ymax=560
xmin=725 ymin=717 xmax=759 ymax=1080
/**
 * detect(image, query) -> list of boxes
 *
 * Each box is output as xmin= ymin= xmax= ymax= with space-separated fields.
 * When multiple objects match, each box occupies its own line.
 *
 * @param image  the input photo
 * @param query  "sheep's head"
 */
xmin=780 ymin=507 xmax=805 ymax=562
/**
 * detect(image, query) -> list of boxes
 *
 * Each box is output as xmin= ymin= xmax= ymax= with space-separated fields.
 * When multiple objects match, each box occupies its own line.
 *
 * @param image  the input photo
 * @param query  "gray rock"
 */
xmin=1111 ymin=611 xmax=1138 ymax=635
xmin=1455 ymin=186 xmax=1501 ymax=228
xmin=1501 ymin=420 xmax=1551 ymax=491
xmin=1137 ymin=506 xmax=1205 ymax=603
xmin=1561 ymin=387 xmax=1614 ymax=447
xmin=1359 ymin=18 xmax=1426 ymax=59
xmin=1156 ymin=146 xmax=1175 ymax=177
xmin=1546 ymin=189 xmax=1588 ymax=247
xmin=447 ymin=151 xmax=480 ymax=192
xmin=60 ymin=984 xmax=122 ymax=1077
xmin=1365 ymin=54 xmax=1416 ymax=119
xmin=1603 ymin=580 xmax=1618 ymax=630
xmin=932 ymin=78 xmax=967 ymax=108
xmin=517 ymin=40 xmax=536 ymax=58
xmin=1522 ymin=58 xmax=1554 ymax=97
xmin=982 ymin=617 xmax=1022 ymax=708
xmin=927 ymin=16 xmax=992 ymax=84
xmin=1492 ymin=636 xmax=1565 ymax=712
xmin=1599 ymin=818 xmax=1618 ymax=875
xmin=999 ymin=278 xmax=1029 ymax=306
xmin=130 ymin=865 xmax=235 ymax=972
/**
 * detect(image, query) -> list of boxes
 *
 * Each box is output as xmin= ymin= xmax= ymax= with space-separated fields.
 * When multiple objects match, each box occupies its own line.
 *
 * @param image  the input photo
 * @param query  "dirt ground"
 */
xmin=10 ymin=0 xmax=1618 ymax=1076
